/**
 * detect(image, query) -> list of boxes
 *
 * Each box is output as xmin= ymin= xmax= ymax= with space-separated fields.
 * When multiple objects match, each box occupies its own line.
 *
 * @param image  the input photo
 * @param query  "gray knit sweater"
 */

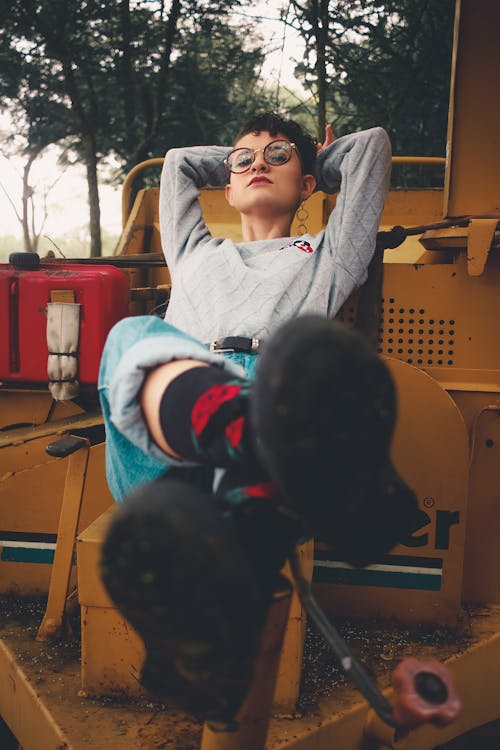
xmin=159 ymin=127 xmax=391 ymax=343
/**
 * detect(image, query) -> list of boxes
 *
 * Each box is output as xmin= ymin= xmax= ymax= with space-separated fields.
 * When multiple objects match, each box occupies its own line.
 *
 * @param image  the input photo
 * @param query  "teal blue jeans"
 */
xmin=98 ymin=316 xmax=259 ymax=503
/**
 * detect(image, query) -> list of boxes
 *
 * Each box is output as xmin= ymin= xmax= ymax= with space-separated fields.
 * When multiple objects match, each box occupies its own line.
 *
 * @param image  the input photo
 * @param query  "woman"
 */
xmin=99 ymin=112 xmax=419 ymax=722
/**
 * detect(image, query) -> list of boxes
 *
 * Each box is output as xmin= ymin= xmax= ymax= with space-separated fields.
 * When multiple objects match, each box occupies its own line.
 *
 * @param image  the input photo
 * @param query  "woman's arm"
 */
xmin=315 ymin=127 xmax=391 ymax=291
xmin=159 ymin=145 xmax=231 ymax=271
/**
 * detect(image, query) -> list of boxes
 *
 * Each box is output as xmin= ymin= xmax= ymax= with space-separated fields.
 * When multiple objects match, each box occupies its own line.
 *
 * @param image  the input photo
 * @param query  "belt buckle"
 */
xmin=209 ymin=340 xmax=234 ymax=354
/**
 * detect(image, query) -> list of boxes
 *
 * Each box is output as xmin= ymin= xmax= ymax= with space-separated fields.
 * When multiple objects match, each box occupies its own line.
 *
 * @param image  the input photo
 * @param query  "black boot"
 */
xmin=251 ymin=315 xmax=421 ymax=567
xmin=99 ymin=477 xmax=301 ymax=723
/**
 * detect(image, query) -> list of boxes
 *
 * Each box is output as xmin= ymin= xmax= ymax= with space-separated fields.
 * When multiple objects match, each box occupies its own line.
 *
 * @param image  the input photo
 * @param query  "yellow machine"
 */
xmin=1 ymin=0 xmax=499 ymax=747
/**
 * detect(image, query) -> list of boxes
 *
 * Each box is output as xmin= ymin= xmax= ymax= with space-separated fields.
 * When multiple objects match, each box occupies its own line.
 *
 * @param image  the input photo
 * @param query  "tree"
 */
xmin=0 ymin=33 xmax=75 ymax=253
xmin=0 ymin=141 xmax=69 ymax=254
xmin=287 ymin=0 xmax=454 ymax=178
xmin=156 ymin=15 xmax=272 ymax=149
xmin=101 ymin=0 xmax=270 ymax=167
xmin=0 ymin=0 xmax=270 ymax=254
xmin=1 ymin=0 xmax=185 ymax=256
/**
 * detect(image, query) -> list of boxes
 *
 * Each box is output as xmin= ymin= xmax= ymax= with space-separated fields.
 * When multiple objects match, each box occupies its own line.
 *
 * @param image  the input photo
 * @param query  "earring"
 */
xmin=296 ymin=202 xmax=309 ymax=235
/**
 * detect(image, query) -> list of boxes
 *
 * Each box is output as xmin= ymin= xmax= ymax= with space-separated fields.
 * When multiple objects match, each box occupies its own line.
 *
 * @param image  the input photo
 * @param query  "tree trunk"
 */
xmin=23 ymin=2 xmax=102 ymax=256
xmin=22 ymin=153 xmax=37 ymax=253
xmin=60 ymin=58 xmax=102 ymax=256
xmin=309 ymin=0 xmax=328 ymax=137
xmin=120 ymin=0 xmax=136 ymax=155
xmin=130 ymin=0 xmax=182 ymax=167
xmin=83 ymin=132 xmax=102 ymax=257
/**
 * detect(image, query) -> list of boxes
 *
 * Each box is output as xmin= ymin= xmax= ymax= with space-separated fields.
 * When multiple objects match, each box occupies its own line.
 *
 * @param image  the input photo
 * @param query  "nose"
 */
xmin=251 ymin=149 xmax=269 ymax=172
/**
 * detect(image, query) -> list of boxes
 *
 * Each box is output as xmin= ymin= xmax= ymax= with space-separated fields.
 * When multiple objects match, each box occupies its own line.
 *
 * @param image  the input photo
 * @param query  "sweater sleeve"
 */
xmin=159 ymin=145 xmax=231 ymax=271
xmin=315 ymin=127 xmax=391 ymax=296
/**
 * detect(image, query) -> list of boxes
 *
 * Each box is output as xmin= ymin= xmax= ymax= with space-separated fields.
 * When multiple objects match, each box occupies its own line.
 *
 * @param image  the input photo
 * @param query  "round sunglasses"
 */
xmin=224 ymin=139 xmax=298 ymax=174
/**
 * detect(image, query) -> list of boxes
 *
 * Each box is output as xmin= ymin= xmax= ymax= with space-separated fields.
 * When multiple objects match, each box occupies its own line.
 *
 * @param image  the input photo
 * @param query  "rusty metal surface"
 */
xmin=267 ymin=608 xmax=500 ymax=749
xmin=0 ymin=638 xmax=71 ymax=750
xmin=1 ymin=598 xmax=499 ymax=750
xmin=0 ymin=599 xmax=203 ymax=749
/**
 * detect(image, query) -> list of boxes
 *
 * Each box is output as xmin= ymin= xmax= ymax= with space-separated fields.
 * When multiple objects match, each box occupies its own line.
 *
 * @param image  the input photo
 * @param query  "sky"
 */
xmin=0 ymin=129 xmax=124 ymax=240
xmin=0 ymin=5 xmax=305 ymax=252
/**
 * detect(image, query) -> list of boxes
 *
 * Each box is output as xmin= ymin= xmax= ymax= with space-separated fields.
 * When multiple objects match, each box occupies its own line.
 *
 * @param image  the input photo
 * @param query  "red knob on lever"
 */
xmin=392 ymin=658 xmax=462 ymax=729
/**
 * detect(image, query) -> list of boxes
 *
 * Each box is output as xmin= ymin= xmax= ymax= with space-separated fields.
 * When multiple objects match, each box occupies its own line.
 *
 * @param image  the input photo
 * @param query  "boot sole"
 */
xmin=251 ymin=316 xmax=419 ymax=562
xmin=100 ymin=478 xmax=268 ymax=722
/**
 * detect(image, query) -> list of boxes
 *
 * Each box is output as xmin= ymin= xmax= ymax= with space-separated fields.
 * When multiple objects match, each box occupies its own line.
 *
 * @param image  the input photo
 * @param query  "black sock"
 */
xmin=159 ymin=366 xmax=257 ymax=468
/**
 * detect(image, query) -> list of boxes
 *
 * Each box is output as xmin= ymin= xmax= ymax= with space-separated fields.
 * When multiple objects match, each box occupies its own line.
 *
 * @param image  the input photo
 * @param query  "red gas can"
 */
xmin=0 ymin=255 xmax=129 ymax=385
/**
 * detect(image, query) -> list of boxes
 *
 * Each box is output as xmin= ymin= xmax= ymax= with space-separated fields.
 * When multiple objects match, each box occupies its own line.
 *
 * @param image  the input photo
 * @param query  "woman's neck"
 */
xmin=240 ymin=214 xmax=293 ymax=242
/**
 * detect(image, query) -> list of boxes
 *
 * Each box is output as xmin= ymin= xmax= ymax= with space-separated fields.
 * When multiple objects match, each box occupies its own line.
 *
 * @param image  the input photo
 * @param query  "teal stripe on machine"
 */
xmin=1 ymin=536 xmax=57 ymax=565
xmin=1 ymin=547 xmax=55 ymax=564
xmin=313 ymin=559 xmax=443 ymax=591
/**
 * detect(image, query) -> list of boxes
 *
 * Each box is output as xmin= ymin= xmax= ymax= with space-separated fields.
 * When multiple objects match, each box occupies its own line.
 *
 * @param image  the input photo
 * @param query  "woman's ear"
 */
xmin=225 ymin=183 xmax=233 ymax=205
xmin=300 ymin=174 xmax=317 ymax=202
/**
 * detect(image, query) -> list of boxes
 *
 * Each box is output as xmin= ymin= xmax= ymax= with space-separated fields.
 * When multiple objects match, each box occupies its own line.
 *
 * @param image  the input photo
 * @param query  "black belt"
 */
xmin=207 ymin=336 xmax=264 ymax=354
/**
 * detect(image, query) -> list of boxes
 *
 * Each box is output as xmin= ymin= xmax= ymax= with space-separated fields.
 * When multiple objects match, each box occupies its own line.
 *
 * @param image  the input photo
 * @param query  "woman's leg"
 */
xmin=98 ymin=315 xmax=243 ymax=502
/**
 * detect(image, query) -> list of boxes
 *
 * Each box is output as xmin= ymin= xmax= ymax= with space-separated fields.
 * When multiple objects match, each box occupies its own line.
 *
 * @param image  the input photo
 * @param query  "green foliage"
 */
xmin=0 ymin=0 xmax=457 ymax=249
xmin=0 ymin=7 xmax=75 ymax=155
xmin=0 ymin=0 xmax=271 ymax=253
xmin=0 ymin=1 xmax=270 ymax=168
xmin=156 ymin=18 xmax=273 ymax=149
xmin=289 ymin=0 xmax=455 ymax=185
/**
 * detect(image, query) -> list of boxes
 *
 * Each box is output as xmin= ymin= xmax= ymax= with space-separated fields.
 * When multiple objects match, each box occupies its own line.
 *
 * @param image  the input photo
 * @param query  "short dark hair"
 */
xmin=236 ymin=111 xmax=317 ymax=175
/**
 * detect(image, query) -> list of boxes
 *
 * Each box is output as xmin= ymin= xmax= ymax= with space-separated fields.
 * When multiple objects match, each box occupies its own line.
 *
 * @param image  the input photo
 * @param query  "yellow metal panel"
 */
xmin=0 ymin=639 xmax=72 ymax=750
xmin=0 ymin=389 xmax=83 ymax=431
xmin=2 ymin=597 xmax=500 ymax=749
xmin=444 ymin=0 xmax=500 ymax=217
xmin=78 ymin=443 xmax=114 ymax=532
xmin=315 ymin=359 xmax=469 ymax=625
xmin=364 ymin=627 xmax=500 ymax=750
xmin=78 ymin=507 xmax=146 ymax=697
xmin=77 ymin=506 xmax=116 ymax=609
xmin=380 ymin=189 xmax=444 ymax=228
xmin=200 ymin=591 xmax=291 ymax=750
xmin=37 ymin=440 xmax=90 ymax=641
xmin=198 ymin=188 xmax=241 ymax=241
xmin=0 ymin=620 xmax=203 ymax=748
xmin=121 ymin=158 xmax=164 ymax=227
xmin=78 ymin=510 xmax=309 ymax=709
xmin=0 ymin=437 xmax=112 ymax=596
xmin=266 ymin=611 xmax=500 ymax=750
xmin=80 ymin=605 xmax=145 ymax=698
xmin=377 ymin=253 xmax=500 ymax=378
xmin=273 ymin=540 xmax=314 ymax=715
xmin=466 ymin=218 xmax=498 ymax=276
xmin=452 ymin=391 xmax=500 ymax=604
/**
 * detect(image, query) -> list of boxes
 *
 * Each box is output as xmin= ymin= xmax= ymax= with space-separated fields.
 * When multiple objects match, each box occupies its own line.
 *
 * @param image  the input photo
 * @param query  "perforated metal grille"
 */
xmin=336 ymin=296 xmax=456 ymax=367
xmin=337 ymin=302 xmax=358 ymax=326
xmin=378 ymin=298 xmax=455 ymax=366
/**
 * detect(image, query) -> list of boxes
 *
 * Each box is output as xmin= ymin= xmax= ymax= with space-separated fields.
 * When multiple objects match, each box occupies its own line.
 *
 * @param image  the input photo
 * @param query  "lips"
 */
xmin=248 ymin=176 xmax=272 ymax=186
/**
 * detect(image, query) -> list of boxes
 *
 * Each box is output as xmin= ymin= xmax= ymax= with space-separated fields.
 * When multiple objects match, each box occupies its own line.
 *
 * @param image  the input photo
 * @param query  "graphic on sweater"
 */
xmin=280 ymin=239 xmax=314 ymax=253
xmin=293 ymin=239 xmax=314 ymax=253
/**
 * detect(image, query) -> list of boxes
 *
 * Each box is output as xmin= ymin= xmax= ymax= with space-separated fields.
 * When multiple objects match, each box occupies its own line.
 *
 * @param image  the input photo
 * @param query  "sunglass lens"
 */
xmin=229 ymin=149 xmax=253 ymax=172
xmin=265 ymin=141 xmax=291 ymax=165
